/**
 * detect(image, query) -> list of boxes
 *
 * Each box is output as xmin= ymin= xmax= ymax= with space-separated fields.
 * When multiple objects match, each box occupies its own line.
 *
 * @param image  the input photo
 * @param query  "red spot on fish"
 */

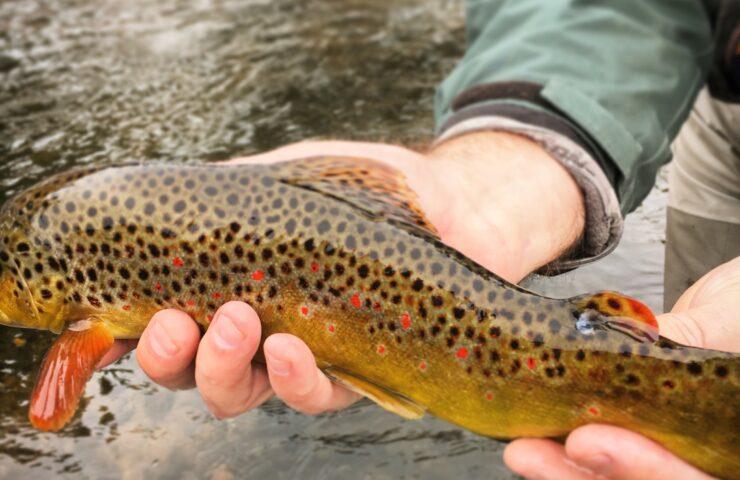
xmin=251 ymin=269 xmax=264 ymax=281
xmin=207 ymin=314 xmax=214 ymax=322
xmin=328 ymin=324 xmax=335 ymax=333
xmin=373 ymin=302 xmax=382 ymax=312
xmin=351 ymin=293 xmax=361 ymax=308
xmin=419 ymin=361 xmax=427 ymax=371
xmin=456 ymin=347 xmax=469 ymax=360
xmin=484 ymin=392 xmax=494 ymax=401
xmin=172 ymin=257 xmax=184 ymax=268
xmin=526 ymin=357 xmax=536 ymax=370
xmin=587 ymin=406 xmax=600 ymax=417
xmin=122 ymin=304 xmax=131 ymax=311
xmin=310 ymin=262 xmax=320 ymax=273
xmin=154 ymin=282 xmax=162 ymax=292
xmin=376 ymin=344 xmax=386 ymax=355
xmin=401 ymin=313 xmax=411 ymax=330
xmin=300 ymin=305 xmax=309 ymax=317
xmin=186 ymin=299 xmax=196 ymax=307
xmin=212 ymin=292 xmax=222 ymax=300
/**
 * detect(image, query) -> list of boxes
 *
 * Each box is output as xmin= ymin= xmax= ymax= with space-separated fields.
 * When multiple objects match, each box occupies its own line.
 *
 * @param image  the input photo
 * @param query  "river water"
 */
xmin=0 ymin=1 xmax=668 ymax=478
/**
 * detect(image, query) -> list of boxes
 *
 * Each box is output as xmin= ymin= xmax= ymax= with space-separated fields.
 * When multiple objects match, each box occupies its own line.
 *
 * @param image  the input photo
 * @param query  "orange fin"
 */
xmin=29 ymin=320 xmax=114 ymax=431
xmin=281 ymin=157 xmax=439 ymax=236
xmin=571 ymin=291 xmax=658 ymax=342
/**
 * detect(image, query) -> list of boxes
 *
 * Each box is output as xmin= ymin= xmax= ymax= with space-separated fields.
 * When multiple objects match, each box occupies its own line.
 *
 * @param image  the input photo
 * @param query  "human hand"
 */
xmin=99 ymin=132 xmax=585 ymax=418
xmin=503 ymin=256 xmax=740 ymax=480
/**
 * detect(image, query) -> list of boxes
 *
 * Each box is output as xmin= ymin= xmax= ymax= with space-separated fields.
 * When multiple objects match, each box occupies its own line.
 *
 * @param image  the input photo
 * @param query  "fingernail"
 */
xmin=576 ymin=453 xmax=612 ymax=475
xmin=213 ymin=311 xmax=248 ymax=350
xmin=266 ymin=344 xmax=294 ymax=376
xmin=150 ymin=319 xmax=179 ymax=358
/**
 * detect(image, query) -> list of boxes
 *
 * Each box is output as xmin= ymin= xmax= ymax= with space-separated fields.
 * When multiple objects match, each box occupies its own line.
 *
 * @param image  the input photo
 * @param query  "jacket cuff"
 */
xmin=437 ymin=105 xmax=623 ymax=275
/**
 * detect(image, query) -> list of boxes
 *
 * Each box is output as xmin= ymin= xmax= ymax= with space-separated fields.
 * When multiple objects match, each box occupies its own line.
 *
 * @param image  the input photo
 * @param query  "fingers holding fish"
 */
xmin=136 ymin=309 xmax=201 ymax=390
xmin=195 ymin=301 xmax=273 ymax=419
xmin=503 ymin=438 xmax=596 ymax=480
xmin=504 ymin=426 xmax=712 ymax=480
xmin=564 ymin=425 xmax=712 ymax=480
xmin=658 ymin=256 xmax=740 ymax=353
xmin=264 ymin=334 xmax=361 ymax=415
xmin=96 ymin=339 xmax=138 ymax=369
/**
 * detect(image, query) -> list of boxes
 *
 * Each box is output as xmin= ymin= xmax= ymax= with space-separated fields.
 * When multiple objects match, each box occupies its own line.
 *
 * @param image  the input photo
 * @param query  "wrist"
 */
xmin=418 ymin=131 xmax=586 ymax=282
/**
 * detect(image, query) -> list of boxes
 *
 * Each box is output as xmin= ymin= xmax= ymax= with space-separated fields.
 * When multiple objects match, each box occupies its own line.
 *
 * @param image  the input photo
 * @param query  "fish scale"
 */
xmin=0 ymin=158 xmax=737 ymax=479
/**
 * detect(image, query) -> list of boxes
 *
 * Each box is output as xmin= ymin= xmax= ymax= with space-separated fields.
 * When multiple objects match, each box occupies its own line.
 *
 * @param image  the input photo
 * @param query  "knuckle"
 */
xmin=203 ymin=394 xmax=252 ymax=420
xmin=293 ymin=405 xmax=326 ymax=416
xmin=205 ymin=401 xmax=229 ymax=420
xmin=280 ymin=384 xmax=329 ymax=415
xmin=197 ymin=362 xmax=229 ymax=388
xmin=279 ymin=381 xmax=315 ymax=404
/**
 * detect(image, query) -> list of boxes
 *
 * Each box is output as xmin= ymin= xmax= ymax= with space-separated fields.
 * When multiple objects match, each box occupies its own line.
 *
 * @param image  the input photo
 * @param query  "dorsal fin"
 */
xmin=324 ymin=366 xmax=425 ymax=420
xmin=279 ymin=157 xmax=439 ymax=236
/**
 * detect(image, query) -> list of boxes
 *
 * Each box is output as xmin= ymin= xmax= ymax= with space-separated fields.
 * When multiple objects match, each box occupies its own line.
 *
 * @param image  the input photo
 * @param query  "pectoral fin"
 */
xmin=29 ymin=320 xmax=114 ymax=431
xmin=324 ymin=367 xmax=425 ymax=420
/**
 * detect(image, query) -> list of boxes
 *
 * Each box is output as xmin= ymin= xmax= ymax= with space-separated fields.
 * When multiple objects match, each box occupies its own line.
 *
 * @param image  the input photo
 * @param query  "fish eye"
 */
xmin=576 ymin=312 xmax=596 ymax=336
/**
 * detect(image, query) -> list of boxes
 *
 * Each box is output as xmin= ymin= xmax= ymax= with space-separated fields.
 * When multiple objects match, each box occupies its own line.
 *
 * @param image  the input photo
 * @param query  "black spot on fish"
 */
xmin=358 ymin=265 xmax=369 ymax=278
xmin=687 ymin=362 xmax=702 ymax=375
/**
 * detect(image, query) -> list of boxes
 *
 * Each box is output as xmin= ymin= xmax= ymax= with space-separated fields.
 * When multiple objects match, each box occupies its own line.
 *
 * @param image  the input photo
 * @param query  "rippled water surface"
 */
xmin=0 ymin=1 xmax=668 ymax=478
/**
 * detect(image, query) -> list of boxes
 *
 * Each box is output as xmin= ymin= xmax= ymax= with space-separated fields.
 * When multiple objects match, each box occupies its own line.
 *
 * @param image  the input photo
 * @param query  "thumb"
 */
xmin=564 ymin=425 xmax=711 ymax=480
xmin=658 ymin=257 xmax=740 ymax=353
xmin=658 ymin=304 xmax=740 ymax=353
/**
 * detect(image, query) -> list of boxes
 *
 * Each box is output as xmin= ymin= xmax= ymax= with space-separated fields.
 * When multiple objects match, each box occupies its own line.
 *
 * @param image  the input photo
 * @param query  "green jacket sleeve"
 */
xmin=435 ymin=0 xmax=714 ymax=215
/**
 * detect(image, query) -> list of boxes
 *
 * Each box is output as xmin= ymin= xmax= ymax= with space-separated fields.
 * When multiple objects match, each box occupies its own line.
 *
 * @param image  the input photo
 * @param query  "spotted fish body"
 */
xmin=0 ymin=159 xmax=737 ymax=479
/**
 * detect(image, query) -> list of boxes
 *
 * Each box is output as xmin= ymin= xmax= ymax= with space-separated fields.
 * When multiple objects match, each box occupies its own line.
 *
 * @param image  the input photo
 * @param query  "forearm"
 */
xmin=419 ymin=131 xmax=585 ymax=283
xmin=437 ymin=0 xmax=713 ymax=214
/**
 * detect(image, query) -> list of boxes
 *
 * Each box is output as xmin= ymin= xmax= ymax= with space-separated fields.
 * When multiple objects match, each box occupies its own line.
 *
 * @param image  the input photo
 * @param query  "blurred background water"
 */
xmin=0 ymin=0 xmax=668 ymax=478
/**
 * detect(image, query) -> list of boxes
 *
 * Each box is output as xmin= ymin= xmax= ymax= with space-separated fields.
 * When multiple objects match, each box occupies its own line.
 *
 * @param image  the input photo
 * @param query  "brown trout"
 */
xmin=0 ymin=159 xmax=737 ymax=478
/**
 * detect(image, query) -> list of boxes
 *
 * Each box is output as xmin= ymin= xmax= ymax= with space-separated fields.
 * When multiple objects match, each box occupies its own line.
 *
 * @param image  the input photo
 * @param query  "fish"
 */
xmin=0 ymin=159 xmax=737 ymax=478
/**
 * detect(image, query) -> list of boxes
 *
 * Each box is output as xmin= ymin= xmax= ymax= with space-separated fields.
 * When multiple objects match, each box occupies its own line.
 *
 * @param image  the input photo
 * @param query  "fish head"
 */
xmin=0 ymin=203 xmax=67 ymax=333
xmin=571 ymin=291 xmax=659 ymax=343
